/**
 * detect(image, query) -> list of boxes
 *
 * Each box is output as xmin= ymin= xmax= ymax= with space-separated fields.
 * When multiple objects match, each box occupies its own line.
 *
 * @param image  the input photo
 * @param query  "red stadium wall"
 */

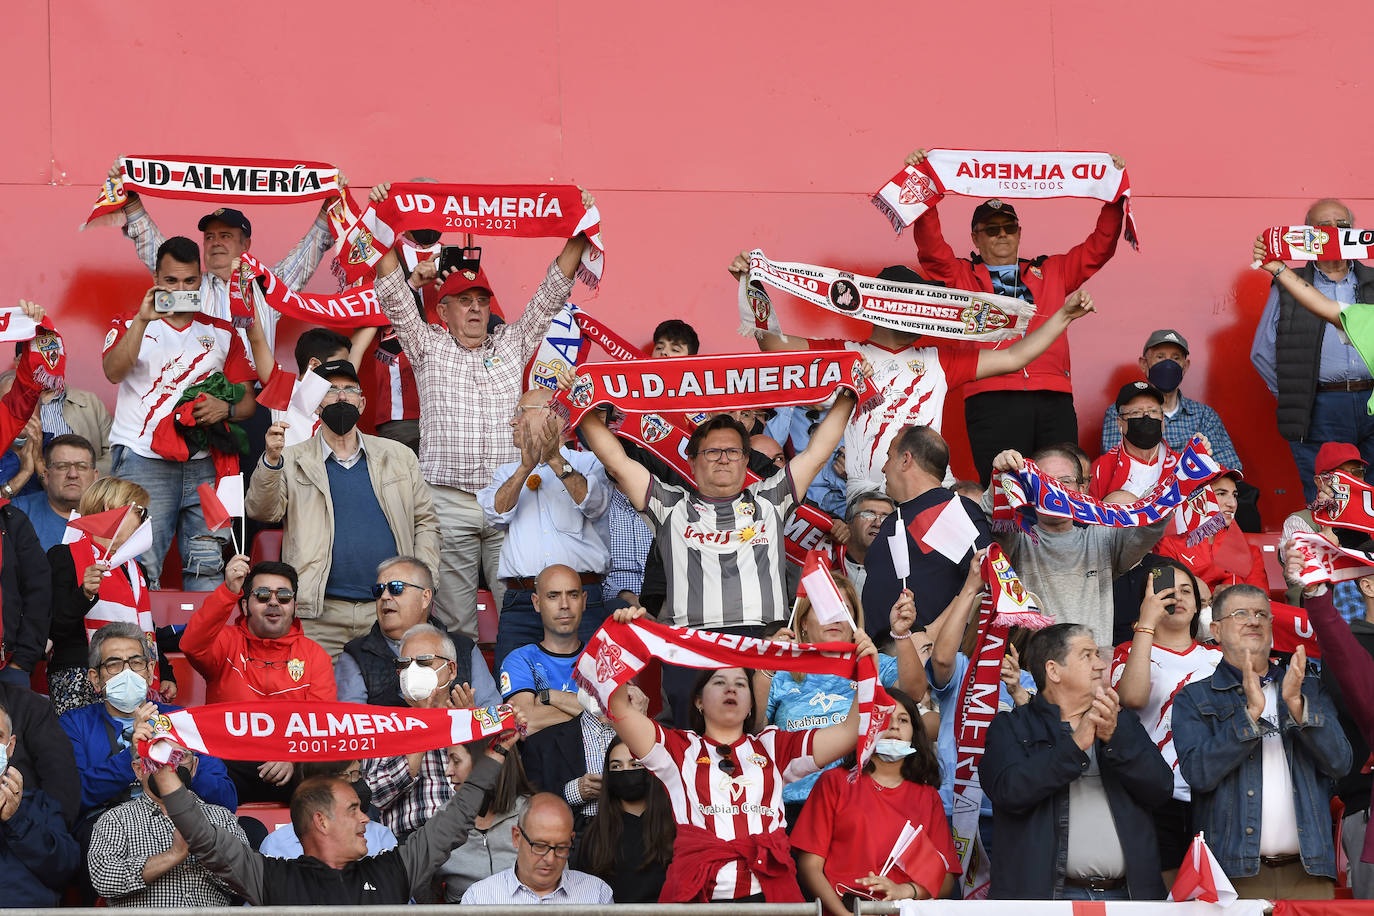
xmin=5 ymin=0 xmax=1373 ymax=525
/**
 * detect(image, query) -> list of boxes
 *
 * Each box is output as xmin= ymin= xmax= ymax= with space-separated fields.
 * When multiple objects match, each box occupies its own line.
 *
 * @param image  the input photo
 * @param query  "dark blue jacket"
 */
xmin=1173 ymin=658 xmax=1351 ymax=879
xmin=981 ymin=692 xmax=1172 ymax=899
xmin=1 ymin=786 xmax=79 ymax=906
xmin=58 ymin=700 xmax=237 ymax=822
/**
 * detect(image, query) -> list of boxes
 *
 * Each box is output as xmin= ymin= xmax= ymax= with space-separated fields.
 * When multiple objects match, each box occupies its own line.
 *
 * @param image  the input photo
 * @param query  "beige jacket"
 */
xmin=53 ymin=388 xmax=113 ymax=474
xmin=244 ymin=431 xmax=440 ymax=619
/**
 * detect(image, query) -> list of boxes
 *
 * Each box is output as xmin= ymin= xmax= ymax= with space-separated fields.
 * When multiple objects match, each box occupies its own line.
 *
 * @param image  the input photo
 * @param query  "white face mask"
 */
xmin=0 ymin=739 xmax=9 ymax=775
xmin=399 ymin=662 xmax=440 ymax=703
xmin=104 ymin=667 xmax=149 ymax=714
xmin=873 ymin=738 xmax=917 ymax=762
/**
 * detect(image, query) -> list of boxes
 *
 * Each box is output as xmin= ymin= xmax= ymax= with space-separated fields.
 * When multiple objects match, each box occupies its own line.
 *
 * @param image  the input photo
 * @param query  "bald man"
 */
xmin=461 ymin=793 xmax=612 ymax=903
xmin=496 ymin=565 xmax=587 ymax=735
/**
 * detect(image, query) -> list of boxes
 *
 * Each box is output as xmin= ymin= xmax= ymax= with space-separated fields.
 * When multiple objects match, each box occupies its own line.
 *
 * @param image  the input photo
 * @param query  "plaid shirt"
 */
xmin=605 ymin=489 xmax=653 ymax=597
xmin=87 ymin=794 xmax=246 ymax=907
xmin=1100 ymin=392 xmax=1242 ymax=472
xmin=562 ymin=712 xmax=616 ymax=817
xmin=364 ymin=747 xmax=451 ymax=841
xmin=376 ymin=263 xmax=573 ymax=492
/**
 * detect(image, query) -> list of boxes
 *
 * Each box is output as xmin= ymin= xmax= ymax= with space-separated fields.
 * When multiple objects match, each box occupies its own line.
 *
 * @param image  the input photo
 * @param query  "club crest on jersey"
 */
xmin=568 ymin=374 xmax=595 ymax=409
xmin=736 ymin=501 xmax=755 ymax=518
xmin=595 ymin=643 xmax=628 ymax=683
xmin=347 ymin=227 xmax=376 ymax=265
xmin=287 ymin=658 xmax=304 ymax=682
xmin=640 ymin=414 xmax=672 ymax=444
xmin=808 ymin=692 xmax=849 ymax=714
xmin=749 ymin=753 xmax=767 ymax=768
xmin=899 ymin=171 xmax=938 ymax=206
xmin=198 ymin=336 xmax=215 ymax=351
xmin=907 ymin=359 xmax=926 ymax=378
xmin=1029 ymin=266 xmax=1043 ymax=279
xmin=104 ymin=328 xmax=118 ymax=350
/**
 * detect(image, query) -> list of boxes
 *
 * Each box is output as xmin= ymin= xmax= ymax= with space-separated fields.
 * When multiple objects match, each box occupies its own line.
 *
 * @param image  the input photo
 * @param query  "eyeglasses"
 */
xmin=518 ymin=826 xmax=573 ymax=859
xmin=47 ymin=461 xmax=94 ymax=473
xmin=340 ymin=767 xmax=363 ymax=782
xmin=321 ymin=386 xmax=363 ymax=403
xmin=855 ymin=510 xmax=891 ymax=523
xmin=99 ymin=655 xmax=150 ymax=676
xmin=716 ymin=745 xmax=737 ymax=776
xmin=132 ymin=505 xmax=149 ymax=521
xmin=1054 ymin=476 xmax=1086 ymax=488
xmin=766 ymin=454 xmax=785 ymax=467
xmin=696 ymin=447 xmax=745 ymax=463
xmin=250 ymin=587 xmax=296 ymax=603
xmin=1119 ymin=409 xmax=1164 ymax=420
xmin=371 ymin=580 xmax=427 ymax=598
xmin=1218 ymin=608 xmax=1273 ymax=624
xmin=454 ymin=295 xmax=492 ymax=308
xmin=393 ymin=654 xmax=453 ymax=671
xmin=978 ymin=222 xmax=1020 ymax=237
xmin=1316 ymin=220 xmax=1353 ymax=229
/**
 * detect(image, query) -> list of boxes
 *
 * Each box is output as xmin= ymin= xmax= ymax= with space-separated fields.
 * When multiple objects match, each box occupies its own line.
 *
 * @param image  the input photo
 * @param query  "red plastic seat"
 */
xmin=249 ymin=529 xmax=284 ymax=565
xmin=476 ymin=589 xmax=498 ymax=646
xmin=165 ymin=653 xmax=206 ymax=707
xmin=1244 ymin=531 xmax=1287 ymax=595
xmin=149 ymin=590 xmax=209 ymax=628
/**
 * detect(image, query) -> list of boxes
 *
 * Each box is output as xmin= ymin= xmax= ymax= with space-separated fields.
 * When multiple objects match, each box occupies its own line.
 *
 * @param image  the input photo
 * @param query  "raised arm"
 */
xmin=929 ymin=552 xmax=986 ymax=689
xmin=1255 ymin=237 xmax=1342 ymax=325
xmin=575 ymin=407 xmax=652 ymax=511
xmin=788 ymin=388 xmax=859 ymax=494
xmin=889 ymin=590 xmax=928 ymax=700
xmin=1114 ymin=578 xmax=1172 ymax=710
xmin=810 ymin=631 xmax=878 ymax=766
xmin=605 ymin=607 xmax=659 ymax=757
xmin=727 ymin=251 xmax=809 ymax=352
xmin=553 ymin=189 xmax=596 ymax=280
xmin=975 ymin=290 xmax=1096 ymax=380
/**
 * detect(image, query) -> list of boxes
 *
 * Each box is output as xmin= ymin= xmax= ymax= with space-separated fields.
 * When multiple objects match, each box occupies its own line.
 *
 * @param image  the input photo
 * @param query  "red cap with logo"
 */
xmin=437 ymin=267 xmax=498 ymax=308
xmin=1315 ymin=442 xmax=1366 ymax=475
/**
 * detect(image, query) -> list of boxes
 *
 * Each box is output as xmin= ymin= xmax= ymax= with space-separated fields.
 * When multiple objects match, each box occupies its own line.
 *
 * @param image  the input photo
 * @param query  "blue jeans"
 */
xmin=1059 ymin=884 xmax=1131 ymax=901
xmin=0 ymin=665 xmax=31 ymax=688
xmin=1288 ymin=389 xmax=1374 ymax=502
xmin=493 ymin=581 xmax=611 ymax=673
xmin=110 ymin=446 xmax=225 ymax=591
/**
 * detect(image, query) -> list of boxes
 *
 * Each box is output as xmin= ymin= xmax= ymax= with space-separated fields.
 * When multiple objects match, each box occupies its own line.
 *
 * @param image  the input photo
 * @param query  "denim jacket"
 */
xmin=1172 ymin=659 xmax=1352 ymax=878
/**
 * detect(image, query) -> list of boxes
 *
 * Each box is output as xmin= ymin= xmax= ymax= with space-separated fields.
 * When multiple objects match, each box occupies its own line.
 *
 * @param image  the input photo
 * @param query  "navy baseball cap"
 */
xmin=197 ymin=207 xmax=252 ymax=237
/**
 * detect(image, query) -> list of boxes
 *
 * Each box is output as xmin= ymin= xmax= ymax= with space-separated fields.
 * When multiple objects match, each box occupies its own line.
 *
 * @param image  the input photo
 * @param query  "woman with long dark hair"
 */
xmin=792 ymin=689 xmax=957 ymax=914
xmin=574 ymin=737 xmax=675 ymax=901
xmin=606 ymin=606 xmax=877 ymax=903
xmin=434 ymin=736 xmax=537 ymax=901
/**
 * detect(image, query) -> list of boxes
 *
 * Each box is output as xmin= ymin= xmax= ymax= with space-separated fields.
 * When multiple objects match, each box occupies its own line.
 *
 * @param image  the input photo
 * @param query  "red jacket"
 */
xmin=1154 ymin=526 xmax=1267 ymax=592
xmin=1088 ymin=444 xmax=1179 ymax=501
xmin=910 ymin=200 xmax=1124 ymax=396
xmin=180 ymin=584 xmax=337 ymax=704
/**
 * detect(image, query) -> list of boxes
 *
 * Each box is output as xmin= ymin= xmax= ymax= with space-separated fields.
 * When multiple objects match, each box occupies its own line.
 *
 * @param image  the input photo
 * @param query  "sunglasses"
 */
xmin=250 ymin=587 xmax=295 ymax=603
xmin=978 ymin=222 xmax=1020 ymax=237
xmin=716 ymin=745 xmax=736 ymax=776
xmin=371 ymin=580 xmax=427 ymax=598
xmin=393 ymin=654 xmax=452 ymax=671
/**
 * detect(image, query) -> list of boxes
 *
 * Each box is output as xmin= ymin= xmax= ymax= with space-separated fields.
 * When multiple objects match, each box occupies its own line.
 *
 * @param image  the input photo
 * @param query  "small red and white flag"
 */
xmin=1168 ymin=831 xmax=1236 ymax=905
xmin=105 ymin=519 xmax=153 ymax=570
xmin=908 ymin=497 xmax=980 ymax=563
xmin=64 ymin=505 xmax=132 ymax=542
xmin=198 ymin=483 xmax=234 ymax=533
xmin=216 ymin=474 xmax=245 ymax=518
xmin=883 ymin=820 xmax=950 ymax=899
xmin=800 ymin=549 xmax=852 ymax=627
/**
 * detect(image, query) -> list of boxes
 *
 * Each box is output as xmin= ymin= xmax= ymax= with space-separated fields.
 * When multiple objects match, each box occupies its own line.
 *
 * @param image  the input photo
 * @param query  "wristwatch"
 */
xmin=538 ymin=688 xmax=551 ymax=706
xmin=556 ymin=463 xmax=575 ymax=480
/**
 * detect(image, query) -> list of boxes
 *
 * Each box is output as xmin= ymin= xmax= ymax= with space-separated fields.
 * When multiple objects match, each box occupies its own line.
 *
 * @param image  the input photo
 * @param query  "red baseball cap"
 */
xmin=437 ymin=267 xmax=498 ymax=306
xmin=1315 ymin=442 xmax=1366 ymax=475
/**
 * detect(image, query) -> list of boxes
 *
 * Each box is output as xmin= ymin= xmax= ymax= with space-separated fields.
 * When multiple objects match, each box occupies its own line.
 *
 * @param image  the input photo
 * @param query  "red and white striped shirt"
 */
xmin=642 ymin=723 xmax=818 ymax=900
xmin=374 ymin=345 xmax=421 ymax=424
xmin=105 ymin=313 xmax=255 ymax=459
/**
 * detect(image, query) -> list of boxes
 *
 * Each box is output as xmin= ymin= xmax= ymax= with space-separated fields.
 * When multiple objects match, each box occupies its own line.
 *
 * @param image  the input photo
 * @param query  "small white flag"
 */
xmin=889 ymin=507 xmax=910 ymax=580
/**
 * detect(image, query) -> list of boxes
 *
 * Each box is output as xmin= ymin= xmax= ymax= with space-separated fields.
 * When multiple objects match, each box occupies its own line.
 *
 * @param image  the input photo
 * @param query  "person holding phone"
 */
xmin=1110 ymin=559 xmax=1221 ymax=875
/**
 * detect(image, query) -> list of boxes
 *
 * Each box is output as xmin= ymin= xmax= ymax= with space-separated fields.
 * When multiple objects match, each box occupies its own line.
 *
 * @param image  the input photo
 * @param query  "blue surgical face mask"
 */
xmin=104 ymin=668 xmax=149 ymax=714
xmin=874 ymin=738 xmax=917 ymax=761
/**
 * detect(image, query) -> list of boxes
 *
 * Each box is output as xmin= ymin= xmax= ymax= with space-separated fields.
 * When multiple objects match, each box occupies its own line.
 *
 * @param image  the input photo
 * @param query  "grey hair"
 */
xmin=88 ymin=621 xmax=147 ymax=671
xmin=846 ymin=492 xmax=897 ymax=522
xmin=1305 ymin=198 xmax=1355 ymax=225
xmin=377 ymin=555 xmax=434 ymax=591
xmin=400 ymin=623 xmax=455 ymax=662
xmin=1212 ymin=584 xmax=1270 ymax=621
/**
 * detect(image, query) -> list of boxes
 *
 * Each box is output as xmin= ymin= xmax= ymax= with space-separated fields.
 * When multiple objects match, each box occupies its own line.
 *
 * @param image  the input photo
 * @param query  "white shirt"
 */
xmin=460 ymin=865 xmax=613 ymax=904
xmin=1258 ymin=681 xmax=1301 ymax=856
xmin=1121 ymin=447 xmax=1167 ymax=498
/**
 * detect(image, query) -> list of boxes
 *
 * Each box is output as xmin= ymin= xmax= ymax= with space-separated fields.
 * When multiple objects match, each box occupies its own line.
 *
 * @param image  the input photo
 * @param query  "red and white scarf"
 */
xmin=555 ymin=351 xmax=882 ymax=427
xmin=231 ymin=253 xmax=388 ymax=330
xmin=1288 ymin=530 xmax=1374 ymax=585
xmin=84 ymin=155 xmax=342 ymax=229
xmin=993 ymin=438 xmax=1223 ymax=539
xmin=17 ymin=318 xmax=66 ymax=392
xmin=950 ymin=546 xmax=1054 ymax=899
xmin=575 ymin=309 xmax=647 ymax=361
xmin=1255 ymin=225 xmax=1374 ymax=266
xmin=738 ymin=250 xmax=1036 ymax=344
xmin=70 ymin=535 xmax=159 ymax=691
xmin=1312 ymin=470 xmax=1374 ymax=535
xmin=872 ymin=149 xmax=1139 ymax=248
xmin=139 ymin=701 xmax=519 ymax=765
xmin=575 ymin=617 xmax=893 ymax=768
xmin=335 ymin=183 xmax=605 ymax=288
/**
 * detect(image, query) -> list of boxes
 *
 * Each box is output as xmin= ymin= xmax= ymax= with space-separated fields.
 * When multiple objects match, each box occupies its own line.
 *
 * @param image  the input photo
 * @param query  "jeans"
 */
xmin=1059 ymin=884 xmax=1131 ymax=901
xmin=110 ymin=446 xmax=224 ymax=590
xmin=0 ymin=665 xmax=30 ymax=688
xmin=493 ymin=582 xmax=612 ymax=672
xmin=1288 ymin=389 xmax=1374 ymax=502
xmin=1344 ymin=810 xmax=1374 ymax=899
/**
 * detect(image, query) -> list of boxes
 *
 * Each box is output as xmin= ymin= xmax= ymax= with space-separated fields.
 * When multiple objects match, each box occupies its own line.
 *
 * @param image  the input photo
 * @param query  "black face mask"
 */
xmin=320 ymin=401 xmax=361 ymax=436
xmin=351 ymin=777 xmax=373 ymax=811
xmin=1147 ymin=359 xmax=1184 ymax=393
xmin=607 ymin=768 xmax=650 ymax=802
xmin=147 ymin=765 xmax=193 ymax=798
xmin=409 ymin=229 xmax=442 ymax=247
xmin=1123 ymin=415 xmax=1164 ymax=450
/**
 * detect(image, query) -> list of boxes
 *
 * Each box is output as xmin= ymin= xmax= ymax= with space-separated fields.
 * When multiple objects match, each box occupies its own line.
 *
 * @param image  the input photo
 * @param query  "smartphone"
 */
xmin=153 ymin=289 xmax=202 ymax=313
xmin=438 ymin=245 xmax=482 ymax=277
xmin=1151 ymin=566 xmax=1176 ymax=612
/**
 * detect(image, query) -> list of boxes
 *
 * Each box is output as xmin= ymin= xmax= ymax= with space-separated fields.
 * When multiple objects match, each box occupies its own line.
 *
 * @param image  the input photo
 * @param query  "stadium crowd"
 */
xmin=4 ymin=146 xmax=1374 ymax=908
